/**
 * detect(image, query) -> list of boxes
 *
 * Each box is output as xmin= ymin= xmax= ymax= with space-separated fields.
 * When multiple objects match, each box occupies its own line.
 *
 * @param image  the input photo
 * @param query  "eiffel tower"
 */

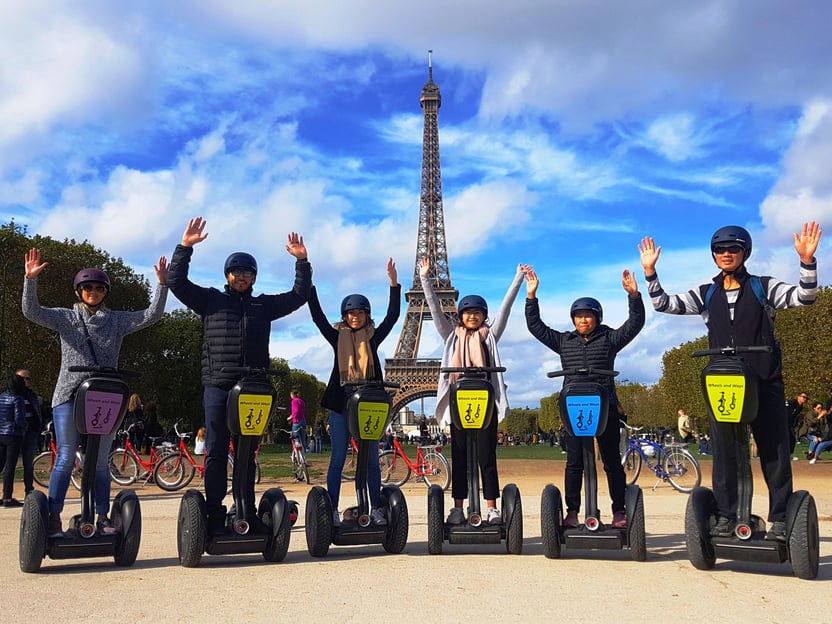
xmin=385 ymin=52 xmax=459 ymax=416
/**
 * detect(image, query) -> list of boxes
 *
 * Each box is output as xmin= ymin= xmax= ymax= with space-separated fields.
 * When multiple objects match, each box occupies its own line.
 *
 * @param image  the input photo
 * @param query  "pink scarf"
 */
xmin=450 ymin=326 xmax=489 ymax=382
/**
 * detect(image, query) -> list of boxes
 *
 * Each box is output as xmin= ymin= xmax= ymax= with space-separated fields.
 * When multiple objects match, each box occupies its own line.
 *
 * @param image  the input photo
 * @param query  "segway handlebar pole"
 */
xmin=691 ymin=345 xmax=772 ymax=358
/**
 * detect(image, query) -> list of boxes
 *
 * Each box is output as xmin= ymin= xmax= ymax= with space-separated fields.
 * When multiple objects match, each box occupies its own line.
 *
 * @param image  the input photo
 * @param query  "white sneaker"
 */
xmin=446 ymin=507 xmax=465 ymax=525
xmin=810 ymin=458 xmax=817 ymax=465
xmin=332 ymin=510 xmax=342 ymax=526
xmin=486 ymin=507 xmax=502 ymax=525
xmin=792 ymin=456 xmax=799 ymax=461
xmin=370 ymin=508 xmax=388 ymax=525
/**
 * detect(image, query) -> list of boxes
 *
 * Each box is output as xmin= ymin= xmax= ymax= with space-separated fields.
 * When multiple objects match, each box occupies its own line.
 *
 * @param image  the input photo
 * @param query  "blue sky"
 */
xmin=2 ymin=1 xmax=832 ymax=412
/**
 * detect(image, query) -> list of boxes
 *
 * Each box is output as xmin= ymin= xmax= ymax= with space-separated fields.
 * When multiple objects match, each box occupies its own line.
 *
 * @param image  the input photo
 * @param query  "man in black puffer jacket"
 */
xmin=525 ymin=269 xmax=644 ymax=529
xmin=168 ymin=216 xmax=312 ymax=533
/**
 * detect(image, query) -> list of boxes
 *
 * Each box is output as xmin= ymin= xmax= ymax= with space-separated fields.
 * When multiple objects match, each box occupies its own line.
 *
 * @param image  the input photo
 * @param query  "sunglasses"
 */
xmin=714 ymin=245 xmax=744 ymax=255
xmin=229 ymin=269 xmax=255 ymax=278
xmin=80 ymin=283 xmax=107 ymax=293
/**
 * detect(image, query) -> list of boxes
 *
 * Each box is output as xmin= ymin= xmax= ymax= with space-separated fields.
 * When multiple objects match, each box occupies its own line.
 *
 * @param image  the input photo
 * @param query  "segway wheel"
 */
xmin=788 ymin=492 xmax=819 ymax=580
xmin=112 ymin=491 xmax=142 ymax=567
xmin=503 ymin=483 xmax=523 ymax=555
xmin=260 ymin=488 xmax=291 ymax=562
xmin=684 ymin=486 xmax=716 ymax=570
xmin=177 ymin=490 xmax=207 ymax=568
xmin=305 ymin=486 xmax=332 ymax=557
xmin=540 ymin=484 xmax=562 ymax=559
xmin=380 ymin=486 xmax=409 ymax=554
xmin=19 ymin=491 xmax=48 ymax=573
xmin=427 ymin=485 xmax=444 ymax=555
xmin=627 ymin=486 xmax=646 ymax=562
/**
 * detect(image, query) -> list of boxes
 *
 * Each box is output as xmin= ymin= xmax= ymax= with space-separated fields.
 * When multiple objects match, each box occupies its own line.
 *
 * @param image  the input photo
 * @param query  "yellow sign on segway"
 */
xmin=456 ymin=389 xmax=489 ymax=429
xmin=704 ymin=374 xmax=747 ymax=423
xmin=235 ymin=393 xmax=273 ymax=435
xmin=357 ymin=401 xmax=389 ymax=440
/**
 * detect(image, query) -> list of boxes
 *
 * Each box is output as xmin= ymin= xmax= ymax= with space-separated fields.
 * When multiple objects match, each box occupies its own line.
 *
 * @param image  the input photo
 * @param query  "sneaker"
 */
xmin=446 ymin=507 xmax=465 ymax=525
xmin=332 ymin=510 xmax=342 ymax=526
xmin=792 ymin=456 xmax=799 ymax=461
xmin=765 ymin=521 xmax=787 ymax=542
xmin=710 ymin=516 xmax=736 ymax=538
xmin=562 ymin=510 xmax=579 ymax=528
xmin=486 ymin=507 xmax=502 ymax=525
xmin=97 ymin=517 xmax=117 ymax=535
xmin=810 ymin=457 xmax=817 ymax=465
xmin=612 ymin=511 xmax=627 ymax=528
xmin=2 ymin=498 xmax=22 ymax=508
xmin=370 ymin=508 xmax=388 ymax=526
xmin=48 ymin=514 xmax=64 ymax=538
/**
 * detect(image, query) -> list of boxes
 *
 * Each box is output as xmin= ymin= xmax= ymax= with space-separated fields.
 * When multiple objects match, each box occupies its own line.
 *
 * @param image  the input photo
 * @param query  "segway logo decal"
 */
xmin=236 ymin=393 xmax=273 ymax=435
xmin=357 ymin=401 xmax=389 ymax=440
xmin=704 ymin=374 xmax=745 ymax=423
xmin=84 ymin=391 xmax=124 ymax=436
xmin=456 ymin=389 xmax=488 ymax=429
xmin=563 ymin=395 xmax=601 ymax=437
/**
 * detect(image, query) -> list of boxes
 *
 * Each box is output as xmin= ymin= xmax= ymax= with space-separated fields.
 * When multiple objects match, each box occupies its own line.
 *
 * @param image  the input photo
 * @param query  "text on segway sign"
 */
xmin=563 ymin=395 xmax=602 ymax=437
xmin=235 ymin=393 xmax=273 ymax=435
xmin=455 ymin=389 xmax=489 ymax=429
xmin=357 ymin=401 xmax=389 ymax=440
xmin=704 ymin=375 xmax=747 ymax=423
xmin=84 ymin=391 xmax=125 ymax=436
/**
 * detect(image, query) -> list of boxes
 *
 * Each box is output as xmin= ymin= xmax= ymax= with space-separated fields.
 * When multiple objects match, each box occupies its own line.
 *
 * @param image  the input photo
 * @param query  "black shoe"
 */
xmin=765 ymin=520 xmax=787 ymax=542
xmin=710 ymin=516 xmax=736 ymax=537
xmin=207 ymin=506 xmax=228 ymax=536
xmin=3 ymin=498 xmax=23 ymax=508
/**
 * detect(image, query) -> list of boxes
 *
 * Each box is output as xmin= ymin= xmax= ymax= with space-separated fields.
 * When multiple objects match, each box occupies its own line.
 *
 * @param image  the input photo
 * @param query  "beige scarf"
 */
xmin=450 ymin=326 xmax=489 ymax=382
xmin=335 ymin=323 xmax=376 ymax=381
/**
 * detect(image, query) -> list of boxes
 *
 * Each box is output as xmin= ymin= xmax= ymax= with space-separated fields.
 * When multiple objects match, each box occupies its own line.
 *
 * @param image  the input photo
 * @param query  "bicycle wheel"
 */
xmin=622 ymin=447 xmax=642 ymax=486
xmin=32 ymin=452 xmax=54 ymax=489
xmin=379 ymin=449 xmax=411 ymax=487
xmin=296 ymin=451 xmax=310 ymax=485
xmin=154 ymin=453 xmax=188 ymax=491
xmin=70 ymin=453 xmax=83 ymax=491
xmin=341 ymin=444 xmax=357 ymax=481
xmin=108 ymin=449 xmax=139 ymax=485
xmin=420 ymin=450 xmax=450 ymax=491
xmin=663 ymin=449 xmax=701 ymax=493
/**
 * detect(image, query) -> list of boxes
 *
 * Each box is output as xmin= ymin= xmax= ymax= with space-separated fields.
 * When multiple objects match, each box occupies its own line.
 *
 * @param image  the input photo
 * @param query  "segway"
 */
xmin=19 ymin=366 xmax=142 ymax=572
xmin=427 ymin=366 xmax=523 ymax=555
xmin=685 ymin=346 xmax=819 ymax=579
xmin=305 ymin=380 xmax=408 ymax=557
xmin=177 ymin=367 xmax=292 ymax=567
xmin=539 ymin=367 xmax=646 ymax=561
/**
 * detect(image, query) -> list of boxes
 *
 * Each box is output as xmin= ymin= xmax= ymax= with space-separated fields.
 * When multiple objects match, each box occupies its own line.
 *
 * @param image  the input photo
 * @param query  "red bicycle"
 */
xmin=108 ymin=423 xmax=176 ymax=486
xmin=379 ymin=436 xmax=450 ymax=491
xmin=32 ymin=422 xmax=83 ymax=491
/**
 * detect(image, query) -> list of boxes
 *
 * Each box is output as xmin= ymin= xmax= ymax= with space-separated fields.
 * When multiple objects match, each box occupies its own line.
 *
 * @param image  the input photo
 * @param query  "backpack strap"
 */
xmin=704 ymin=275 xmax=774 ymax=327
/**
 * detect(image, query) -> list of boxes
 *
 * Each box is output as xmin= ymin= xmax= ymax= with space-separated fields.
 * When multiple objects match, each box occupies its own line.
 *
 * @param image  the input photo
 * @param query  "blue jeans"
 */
xmin=291 ymin=421 xmax=307 ymax=453
xmin=326 ymin=410 xmax=381 ymax=510
xmin=810 ymin=439 xmax=832 ymax=458
xmin=48 ymin=401 xmax=115 ymax=515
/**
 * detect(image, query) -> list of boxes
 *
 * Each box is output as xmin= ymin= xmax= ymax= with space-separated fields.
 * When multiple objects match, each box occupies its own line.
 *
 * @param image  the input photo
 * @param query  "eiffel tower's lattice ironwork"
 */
xmin=385 ymin=52 xmax=458 ymax=416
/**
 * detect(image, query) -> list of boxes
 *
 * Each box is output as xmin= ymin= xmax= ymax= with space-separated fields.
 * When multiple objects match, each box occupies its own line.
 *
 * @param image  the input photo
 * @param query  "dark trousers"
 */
xmin=710 ymin=379 xmax=792 ymax=522
xmin=21 ymin=428 xmax=39 ymax=494
xmin=451 ymin=415 xmax=499 ymax=501
xmin=203 ymin=386 xmax=256 ymax=514
xmin=0 ymin=435 xmax=22 ymax=500
xmin=564 ymin=416 xmax=626 ymax=514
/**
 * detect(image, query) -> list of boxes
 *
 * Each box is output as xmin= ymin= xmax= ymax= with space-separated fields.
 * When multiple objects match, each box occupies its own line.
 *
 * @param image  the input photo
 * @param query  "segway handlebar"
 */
xmin=440 ymin=366 xmax=506 ymax=375
xmin=691 ymin=346 xmax=773 ymax=358
xmin=220 ymin=366 xmax=287 ymax=378
xmin=340 ymin=379 xmax=400 ymax=390
xmin=68 ymin=365 xmax=142 ymax=379
xmin=547 ymin=367 xmax=618 ymax=379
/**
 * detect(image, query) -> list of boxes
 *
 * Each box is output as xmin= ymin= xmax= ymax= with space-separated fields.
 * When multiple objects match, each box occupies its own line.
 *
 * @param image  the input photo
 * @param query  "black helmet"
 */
xmin=224 ymin=252 xmax=258 ymax=275
xmin=73 ymin=268 xmax=110 ymax=293
xmin=711 ymin=226 xmax=752 ymax=258
xmin=458 ymin=295 xmax=488 ymax=317
xmin=570 ymin=297 xmax=603 ymax=324
xmin=341 ymin=294 xmax=371 ymax=316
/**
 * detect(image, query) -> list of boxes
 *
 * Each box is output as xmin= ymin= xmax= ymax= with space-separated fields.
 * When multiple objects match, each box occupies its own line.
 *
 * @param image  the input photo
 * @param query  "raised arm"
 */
xmin=490 ymin=264 xmax=532 ymax=340
xmin=418 ymin=258 xmax=453 ymax=340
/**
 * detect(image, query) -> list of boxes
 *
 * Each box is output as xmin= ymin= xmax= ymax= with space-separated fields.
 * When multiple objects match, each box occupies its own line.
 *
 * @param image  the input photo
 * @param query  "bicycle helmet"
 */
xmin=458 ymin=295 xmax=488 ymax=317
xmin=224 ymin=252 xmax=258 ymax=275
xmin=570 ymin=297 xmax=603 ymax=324
xmin=73 ymin=268 xmax=110 ymax=293
xmin=341 ymin=294 xmax=371 ymax=316
xmin=711 ymin=225 xmax=752 ymax=259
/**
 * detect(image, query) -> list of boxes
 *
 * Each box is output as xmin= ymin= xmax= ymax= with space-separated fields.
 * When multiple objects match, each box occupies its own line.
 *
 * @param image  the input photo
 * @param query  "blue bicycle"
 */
xmin=621 ymin=423 xmax=702 ymax=493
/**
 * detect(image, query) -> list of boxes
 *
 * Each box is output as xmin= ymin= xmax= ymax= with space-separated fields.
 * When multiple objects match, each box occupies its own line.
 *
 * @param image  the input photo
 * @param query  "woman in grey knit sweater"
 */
xmin=22 ymin=247 xmax=168 ymax=537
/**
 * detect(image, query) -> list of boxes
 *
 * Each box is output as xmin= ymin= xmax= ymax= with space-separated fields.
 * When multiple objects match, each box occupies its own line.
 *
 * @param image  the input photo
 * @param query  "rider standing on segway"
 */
xmin=21 ymin=248 xmax=169 ymax=537
xmin=167 ymin=217 xmax=311 ymax=535
xmin=307 ymin=258 xmax=400 ymax=526
xmin=420 ymin=258 xmax=531 ymax=525
xmin=525 ymin=269 xmax=644 ymax=529
xmin=638 ymin=221 xmax=822 ymax=541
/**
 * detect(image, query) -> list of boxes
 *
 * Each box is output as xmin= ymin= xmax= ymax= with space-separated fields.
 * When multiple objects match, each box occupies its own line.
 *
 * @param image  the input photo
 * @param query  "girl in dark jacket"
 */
xmin=0 ymin=374 xmax=28 ymax=506
xmin=307 ymin=258 xmax=400 ymax=526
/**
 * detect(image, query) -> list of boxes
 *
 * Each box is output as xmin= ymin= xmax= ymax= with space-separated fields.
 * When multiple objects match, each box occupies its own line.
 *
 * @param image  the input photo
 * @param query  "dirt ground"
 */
xmin=1 ymin=457 xmax=830 ymax=623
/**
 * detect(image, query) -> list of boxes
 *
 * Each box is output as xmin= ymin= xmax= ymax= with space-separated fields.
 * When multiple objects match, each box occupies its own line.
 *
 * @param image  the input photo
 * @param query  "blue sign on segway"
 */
xmin=563 ymin=394 xmax=602 ymax=437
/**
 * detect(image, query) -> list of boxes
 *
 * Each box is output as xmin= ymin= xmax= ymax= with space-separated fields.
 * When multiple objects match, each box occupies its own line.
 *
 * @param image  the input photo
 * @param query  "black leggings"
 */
xmin=564 ymin=416 xmax=626 ymax=514
xmin=450 ymin=416 xmax=500 ymax=501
